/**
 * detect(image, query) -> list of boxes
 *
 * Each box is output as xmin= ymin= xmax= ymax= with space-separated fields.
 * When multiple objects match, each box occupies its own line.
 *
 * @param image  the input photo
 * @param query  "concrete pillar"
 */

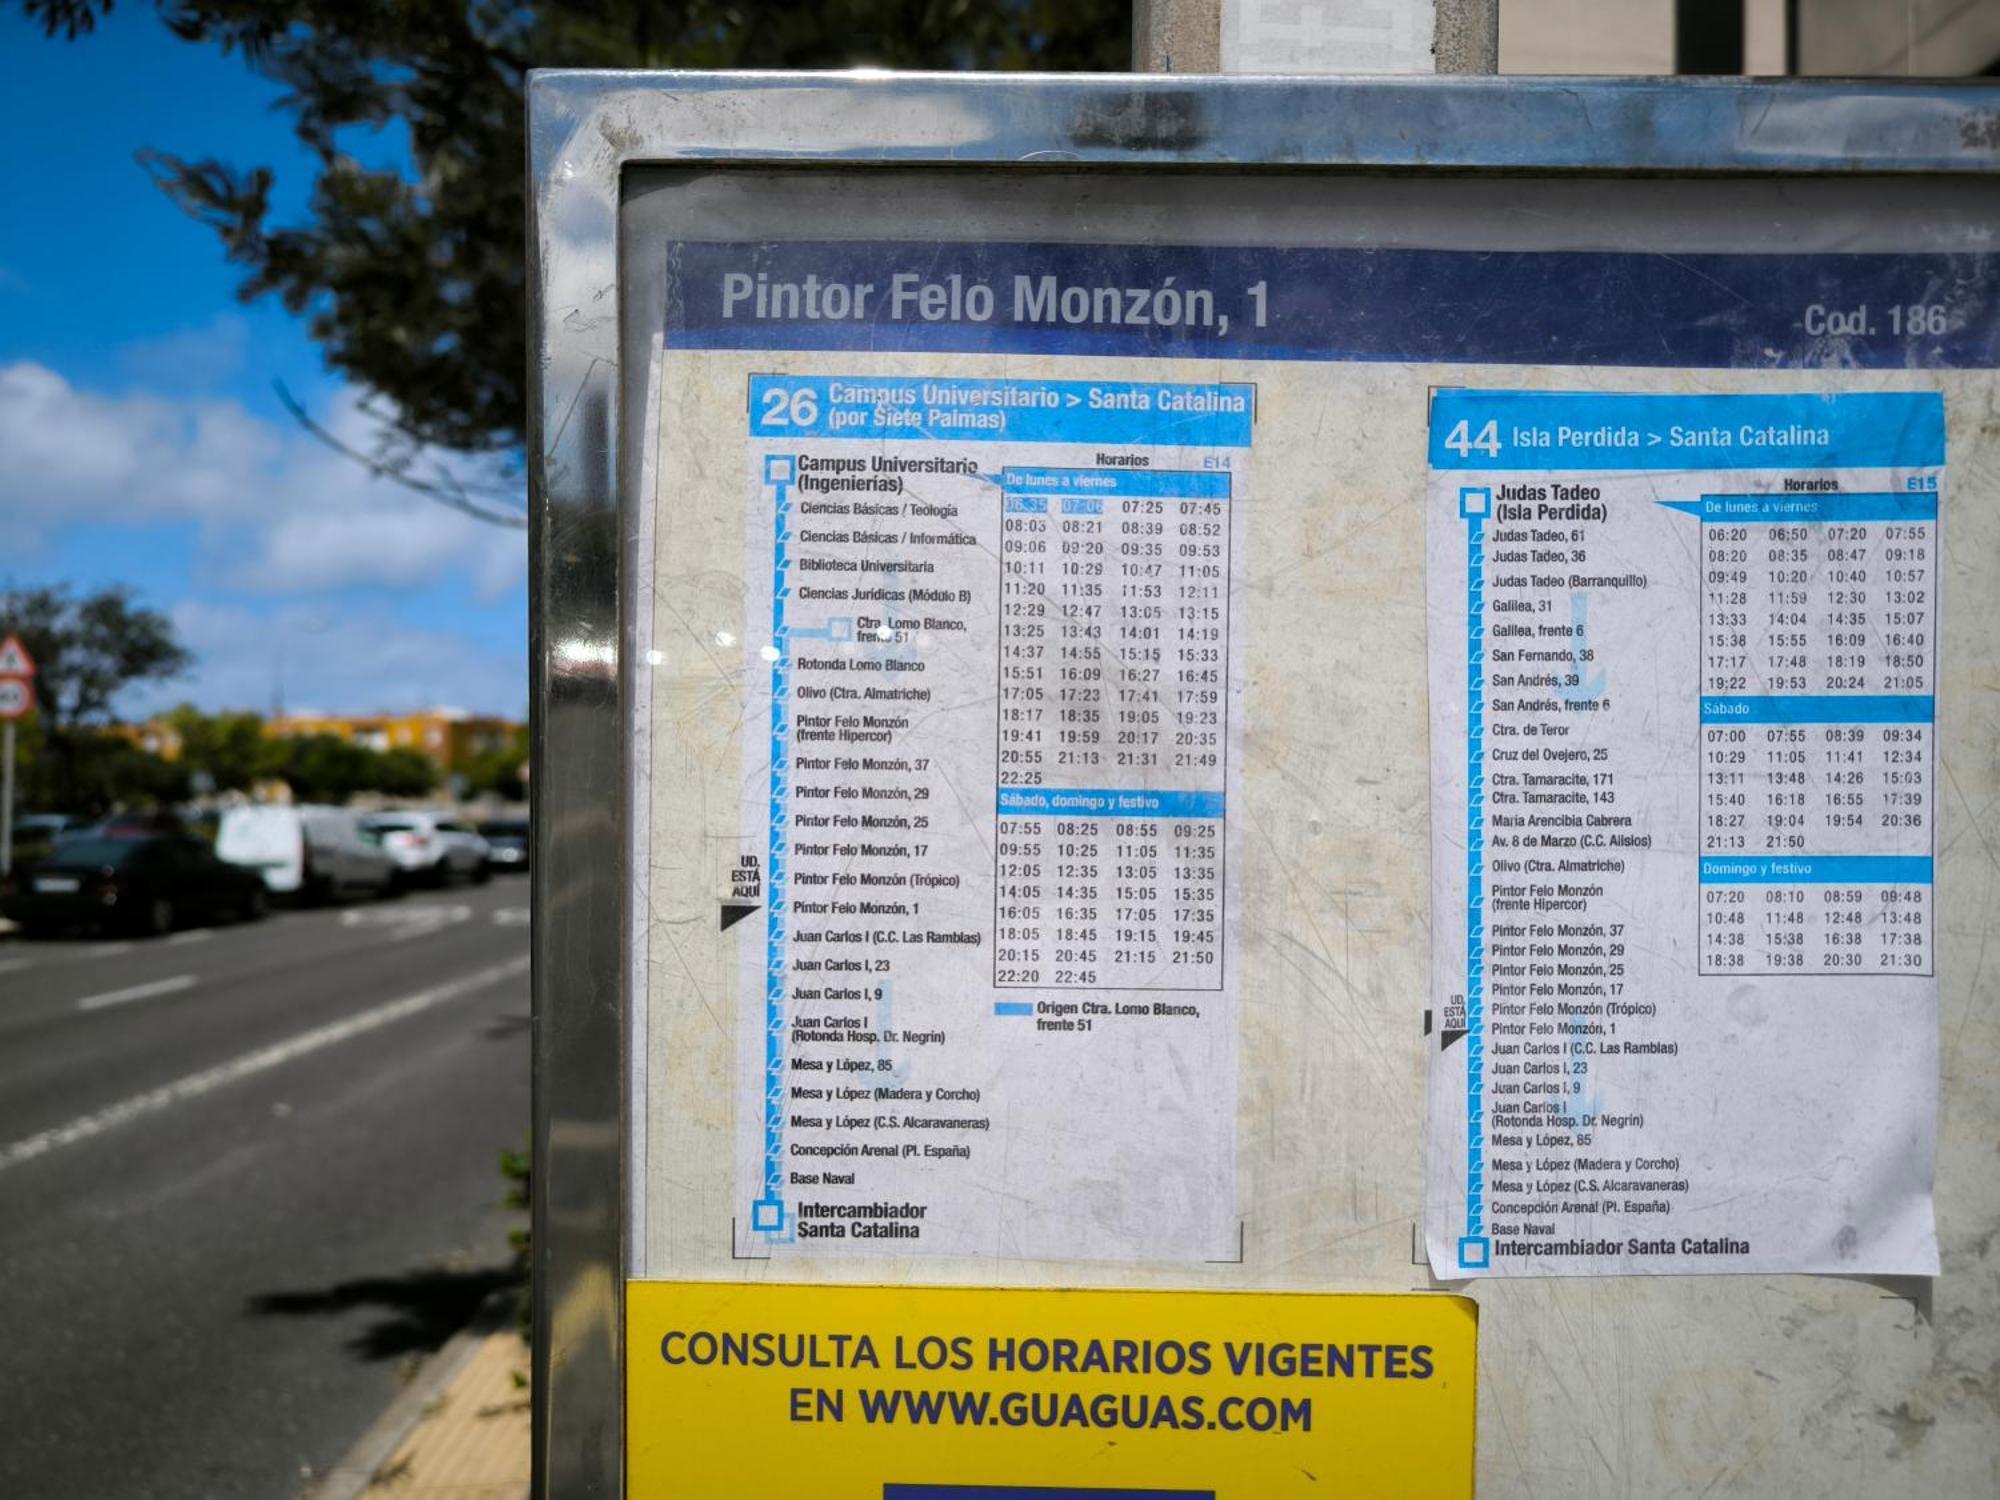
xmin=1433 ymin=0 xmax=1501 ymax=73
xmin=1136 ymin=0 xmax=1498 ymax=75
xmin=1132 ymin=0 xmax=1222 ymax=72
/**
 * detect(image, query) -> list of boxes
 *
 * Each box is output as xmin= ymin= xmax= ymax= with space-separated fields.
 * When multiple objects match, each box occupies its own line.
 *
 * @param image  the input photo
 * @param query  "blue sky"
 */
xmin=0 ymin=9 xmax=527 ymax=719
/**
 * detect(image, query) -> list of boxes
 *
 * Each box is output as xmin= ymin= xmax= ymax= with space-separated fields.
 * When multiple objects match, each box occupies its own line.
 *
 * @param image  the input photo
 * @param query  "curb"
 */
xmin=305 ymin=1292 xmax=524 ymax=1500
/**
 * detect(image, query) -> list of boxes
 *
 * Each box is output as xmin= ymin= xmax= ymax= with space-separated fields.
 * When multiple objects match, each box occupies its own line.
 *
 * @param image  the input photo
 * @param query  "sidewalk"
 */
xmin=309 ymin=1314 xmax=531 ymax=1500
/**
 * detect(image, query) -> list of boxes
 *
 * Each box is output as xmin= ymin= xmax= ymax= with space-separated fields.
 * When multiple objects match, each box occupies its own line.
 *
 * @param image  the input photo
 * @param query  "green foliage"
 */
xmin=0 ymin=584 xmax=192 ymax=731
xmin=8 ymin=719 xmax=187 ymax=820
xmin=0 ymin=584 xmax=192 ymax=812
xmin=259 ymin=734 xmax=362 ymax=802
xmin=152 ymin=704 xmax=444 ymax=801
xmin=499 ymin=1137 xmax=532 ymax=1343
xmin=375 ymin=746 xmax=440 ymax=798
xmin=164 ymin=702 xmax=268 ymax=792
xmin=60 ymin=732 xmax=191 ymax=812
xmin=260 ymin=732 xmax=439 ymax=802
xmin=15 ymin=0 xmax=1131 ymax=454
xmin=461 ymin=724 xmax=529 ymax=801
xmin=16 ymin=0 xmax=109 ymax=38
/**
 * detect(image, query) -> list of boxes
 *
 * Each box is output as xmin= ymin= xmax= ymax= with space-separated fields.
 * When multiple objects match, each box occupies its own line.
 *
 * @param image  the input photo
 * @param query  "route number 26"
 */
xmin=1443 ymin=418 xmax=1502 ymax=459
xmin=761 ymin=385 xmax=820 ymax=427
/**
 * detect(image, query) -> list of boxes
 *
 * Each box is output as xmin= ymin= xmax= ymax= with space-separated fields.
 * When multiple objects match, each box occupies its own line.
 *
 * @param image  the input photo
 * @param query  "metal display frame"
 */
xmin=527 ymin=71 xmax=2000 ymax=1498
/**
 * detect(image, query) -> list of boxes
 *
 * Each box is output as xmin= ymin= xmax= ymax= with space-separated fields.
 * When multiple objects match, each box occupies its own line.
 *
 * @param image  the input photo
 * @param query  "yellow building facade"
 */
xmin=264 ymin=709 xmax=521 ymax=773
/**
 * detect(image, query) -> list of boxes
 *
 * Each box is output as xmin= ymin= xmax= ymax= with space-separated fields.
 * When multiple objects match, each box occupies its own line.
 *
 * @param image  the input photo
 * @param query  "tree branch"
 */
xmin=271 ymin=380 xmax=528 ymax=530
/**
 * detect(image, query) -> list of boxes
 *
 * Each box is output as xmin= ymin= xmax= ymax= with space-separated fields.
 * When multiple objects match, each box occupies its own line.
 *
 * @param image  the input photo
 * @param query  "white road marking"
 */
xmin=85 ymin=942 xmax=132 ymax=959
xmin=0 ymin=957 xmax=33 ymax=976
xmin=492 ymin=908 xmax=530 ymax=927
xmin=0 ymin=955 xmax=530 ymax=1173
xmin=400 ymin=905 xmax=472 ymax=942
xmin=341 ymin=903 xmax=473 ymax=942
xmin=389 ymin=916 xmax=474 ymax=943
xmin=165 ymin=930 xmax=213 ymax=947
xmin=76 ymin=975 xmax=199 ymax=1012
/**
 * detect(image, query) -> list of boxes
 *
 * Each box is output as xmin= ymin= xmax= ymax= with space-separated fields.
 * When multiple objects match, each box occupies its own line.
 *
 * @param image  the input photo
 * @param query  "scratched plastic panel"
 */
xmin=618 ymin=166 xmax=2000 ymax=1498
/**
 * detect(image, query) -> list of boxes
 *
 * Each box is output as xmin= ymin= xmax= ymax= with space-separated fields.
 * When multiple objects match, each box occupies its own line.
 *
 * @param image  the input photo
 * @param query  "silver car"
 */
xmin=477 ymin=816 xmax=530 ymax=871
xmin=217 ymin=805 xmax=396 ymax=903
xmin=359 ymin=811 xmax=491 ymax=887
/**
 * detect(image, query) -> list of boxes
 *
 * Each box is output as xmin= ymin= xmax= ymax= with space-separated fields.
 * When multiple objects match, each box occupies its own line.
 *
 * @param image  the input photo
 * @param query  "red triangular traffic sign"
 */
xmin=0 ymin=634 xmax=34 ymax=677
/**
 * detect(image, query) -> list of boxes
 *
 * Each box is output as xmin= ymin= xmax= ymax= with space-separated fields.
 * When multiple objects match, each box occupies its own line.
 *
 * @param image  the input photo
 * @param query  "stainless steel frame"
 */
xmin=526 ymin=71 xmax=2000 ymax=1498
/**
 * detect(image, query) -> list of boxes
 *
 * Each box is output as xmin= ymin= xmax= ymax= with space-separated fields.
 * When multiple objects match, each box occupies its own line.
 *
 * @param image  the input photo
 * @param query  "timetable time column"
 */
xmin=994 ymin=488 xmax=1053 ymax=985
xmin=993 ymin=466 xmax=1233 ymax=993
xmin=1697 ymin=490 xmax=1938 ymax=977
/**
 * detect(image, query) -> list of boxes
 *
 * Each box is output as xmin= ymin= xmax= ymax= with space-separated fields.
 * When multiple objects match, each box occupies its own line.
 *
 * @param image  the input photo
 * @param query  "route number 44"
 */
xmin=1443 ymin=418 xmax=1502 ymax=459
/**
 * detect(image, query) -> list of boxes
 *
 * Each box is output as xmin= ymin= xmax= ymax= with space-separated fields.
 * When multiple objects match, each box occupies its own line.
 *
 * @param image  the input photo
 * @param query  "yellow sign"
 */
xmin=627 ymin=1281 xmax=1476 ymax=1498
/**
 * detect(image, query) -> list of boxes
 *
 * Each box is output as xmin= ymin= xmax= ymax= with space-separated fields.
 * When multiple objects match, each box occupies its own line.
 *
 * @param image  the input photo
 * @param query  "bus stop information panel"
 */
xmin=530 ymin=74 xmax=2000 ymax=1500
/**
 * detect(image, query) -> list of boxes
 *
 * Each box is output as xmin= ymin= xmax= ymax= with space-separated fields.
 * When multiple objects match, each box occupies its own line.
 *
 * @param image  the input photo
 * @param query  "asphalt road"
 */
xmin=0 ymin=875 xmax=532 ymax=1499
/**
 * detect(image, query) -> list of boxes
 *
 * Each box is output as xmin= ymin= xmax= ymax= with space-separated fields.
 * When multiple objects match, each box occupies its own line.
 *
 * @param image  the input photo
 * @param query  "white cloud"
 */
xmin=139 ymin=599 xmax=526 ymax=719
xmin=0 ymin=361 xmax=278 ymax=525
xmin=0 ymin=359 xmax=525 ymax=600
xmin=253 ymin=505 xmax=526 ymax=600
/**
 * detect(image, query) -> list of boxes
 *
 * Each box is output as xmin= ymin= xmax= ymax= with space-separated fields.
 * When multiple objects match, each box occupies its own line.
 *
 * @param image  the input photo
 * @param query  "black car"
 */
xmin=478 ymin=817 xmax=530 ymax=871
xmin=14 ymin=812 xmax=91 ymax=843
xmin=8 ymin=812 xmax=92 ymax=867
xmin=3 ymin=833 xmax=268 ymax=938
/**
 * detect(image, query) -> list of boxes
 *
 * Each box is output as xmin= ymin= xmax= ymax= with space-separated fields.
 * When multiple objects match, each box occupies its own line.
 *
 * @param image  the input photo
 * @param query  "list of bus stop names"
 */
xmin=736 ymin=374 xmax=1249 ymax=1262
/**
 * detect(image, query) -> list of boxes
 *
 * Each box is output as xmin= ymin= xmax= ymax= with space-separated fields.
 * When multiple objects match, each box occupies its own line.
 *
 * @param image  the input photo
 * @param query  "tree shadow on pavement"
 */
xmin=245 ymin=1263 xmax=522 ymax=1361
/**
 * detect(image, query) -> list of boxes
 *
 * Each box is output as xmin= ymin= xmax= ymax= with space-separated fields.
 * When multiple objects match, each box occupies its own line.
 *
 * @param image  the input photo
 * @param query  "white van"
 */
xmin=216 ymin=805 xmax=396 ymax=902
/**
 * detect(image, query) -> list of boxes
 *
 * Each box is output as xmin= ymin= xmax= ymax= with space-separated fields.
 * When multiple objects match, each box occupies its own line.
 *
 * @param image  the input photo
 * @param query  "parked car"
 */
xmin=95 ymin=810 xmax=189 ymax=838
xmin=359 ymin=811 xmax=491 ymax=886
xmin=10 ymin=812 xmax=92 ymax=867
xmin=14 ymin=812 xmax=92 ymax=844
xmin=216 ymin=805 xmax=396 ymax=903
xmin=477 ymin=816 xmax=530 ymax=872
xmin=2 ymin=833 xmax=267 ymax=937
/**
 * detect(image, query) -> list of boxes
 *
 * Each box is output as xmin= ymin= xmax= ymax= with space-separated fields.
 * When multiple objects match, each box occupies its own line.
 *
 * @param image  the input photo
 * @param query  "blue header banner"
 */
xmin=671 ymin=241 xmax=2000 ymax=370
xmin=1700 ymin=855 xmax=1933 ymax=885
xmin=1001 ymin=468 xmax=1231 ymax=499
xmin=1428 ymin=391 xmax=1944 ymax=471
xmin=1700 ymin=694 xmax=1933 ymax=725
xmin=1667 ymin=492 xmax=1939 ymax=524
xmin=748 ymin=375 xmax=1253 ymax=447
xmin=997 ymin=788 xmax=1226 ymax=819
